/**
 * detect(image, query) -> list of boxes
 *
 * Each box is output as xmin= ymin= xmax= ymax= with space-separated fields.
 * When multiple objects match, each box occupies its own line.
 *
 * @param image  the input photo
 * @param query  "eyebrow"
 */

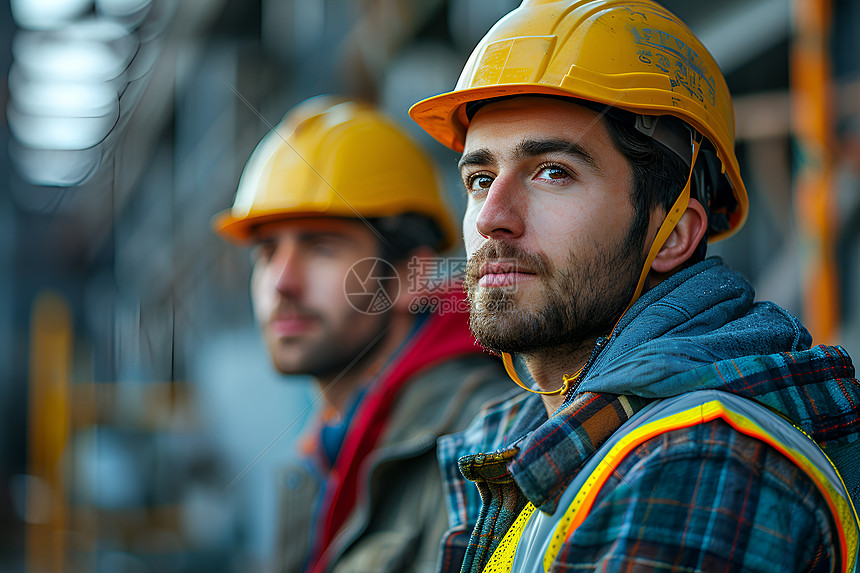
xmin=458 ymin=148 xmax=495 ymax=171
xmin=297 ymin=230 xmax=350 ymax=242
xmin=458 ymin=138 xmax=602 ymax=174
xmin=250 ymin=228 xmax=350 ymax=244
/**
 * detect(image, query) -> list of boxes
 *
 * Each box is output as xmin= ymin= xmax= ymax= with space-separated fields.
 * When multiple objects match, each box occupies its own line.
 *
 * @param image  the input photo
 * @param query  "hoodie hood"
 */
xmin=574 ymin=257 xmax=812 ymax=398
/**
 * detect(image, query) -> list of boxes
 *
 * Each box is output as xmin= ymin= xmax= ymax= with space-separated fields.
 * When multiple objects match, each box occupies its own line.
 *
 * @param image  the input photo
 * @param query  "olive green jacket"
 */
xmin=275 ymin=354 xmax=511 ymax=573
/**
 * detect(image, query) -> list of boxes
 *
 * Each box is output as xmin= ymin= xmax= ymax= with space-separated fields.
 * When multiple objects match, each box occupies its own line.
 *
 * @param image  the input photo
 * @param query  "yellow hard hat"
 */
xmin=214 ymin=97 xmax=458 ymax=250
xmin=409 ymin=0 xmax=748 ymax=241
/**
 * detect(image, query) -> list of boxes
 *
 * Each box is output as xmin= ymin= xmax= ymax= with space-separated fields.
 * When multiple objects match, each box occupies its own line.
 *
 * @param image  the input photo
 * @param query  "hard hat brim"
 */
xmin=212 ymin=206 xmax=460 ymax=251
xmin=410 ymin=84 xmax=580 ymax=153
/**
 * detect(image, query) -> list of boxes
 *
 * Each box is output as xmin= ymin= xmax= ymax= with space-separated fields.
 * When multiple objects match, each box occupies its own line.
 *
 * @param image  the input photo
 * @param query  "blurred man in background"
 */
xmin=410 ymin=0 xmax=860 ymax=571
xmin=214 ymin=97 xmax=510 ymax=572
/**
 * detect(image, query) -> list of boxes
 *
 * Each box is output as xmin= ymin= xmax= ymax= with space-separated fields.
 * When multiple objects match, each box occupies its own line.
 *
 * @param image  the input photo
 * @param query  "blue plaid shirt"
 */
xmin=438 ymin=346 xmax=860 ymax=572
xmin=436 ymin=260 xmax=860 ymax=572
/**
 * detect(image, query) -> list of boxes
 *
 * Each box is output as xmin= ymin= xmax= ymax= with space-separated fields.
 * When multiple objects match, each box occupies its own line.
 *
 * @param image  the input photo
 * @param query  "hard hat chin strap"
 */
xmin=501 ymin=352 xmax=584 ymax=396
xmin=616 ymin=135 xmax=702 ymax=333
xmin=502 ymin=135 xmax=703 ymax=398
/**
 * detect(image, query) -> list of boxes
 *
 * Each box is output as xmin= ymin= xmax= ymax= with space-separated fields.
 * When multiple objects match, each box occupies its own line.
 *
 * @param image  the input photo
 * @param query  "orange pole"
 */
xmin=27 ymin=292 xmax=72 ymax=572
xmin=791 ymin=0 xmax=840 ymax=343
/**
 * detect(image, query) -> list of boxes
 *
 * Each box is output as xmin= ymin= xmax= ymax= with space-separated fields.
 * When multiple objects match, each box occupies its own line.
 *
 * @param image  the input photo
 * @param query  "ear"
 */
xmin=391 ymin=246 xmax=437 ymax=314
xmin=650 ymin=198 xmax=708 ymax=274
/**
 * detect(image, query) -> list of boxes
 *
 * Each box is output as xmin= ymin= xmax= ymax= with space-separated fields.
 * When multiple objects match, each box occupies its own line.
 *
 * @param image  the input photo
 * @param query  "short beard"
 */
xmin=463 ymin=231 xmax=644 ymax=356
xmin=268 ymin=306 xmax=391 ymax=382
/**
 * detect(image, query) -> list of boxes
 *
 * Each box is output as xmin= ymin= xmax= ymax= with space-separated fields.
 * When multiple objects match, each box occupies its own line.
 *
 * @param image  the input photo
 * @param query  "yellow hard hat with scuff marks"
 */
xmin=409 ymin=0 xmax=747 ymax=241
xmin=215 ymin=97 xmax=458 ymax=250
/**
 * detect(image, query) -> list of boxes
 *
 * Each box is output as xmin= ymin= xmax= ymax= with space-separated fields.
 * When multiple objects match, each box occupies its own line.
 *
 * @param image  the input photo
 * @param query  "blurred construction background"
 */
xmin=1 ymin=0 xmax=859 ymax=571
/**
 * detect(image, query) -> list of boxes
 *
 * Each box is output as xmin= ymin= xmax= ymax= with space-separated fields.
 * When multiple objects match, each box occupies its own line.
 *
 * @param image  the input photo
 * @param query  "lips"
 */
xmin=464 ymin=241 xmax=549 ymax=292
xmin=478 ymin=261 xmax=537 ymax=287
xmin=269 ymin=314 xmax=317 ymax=336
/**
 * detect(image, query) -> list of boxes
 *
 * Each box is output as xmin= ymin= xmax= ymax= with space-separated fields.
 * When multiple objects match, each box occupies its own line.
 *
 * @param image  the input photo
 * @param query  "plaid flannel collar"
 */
xmin=457 ymin=391 xmax=652 ymax=515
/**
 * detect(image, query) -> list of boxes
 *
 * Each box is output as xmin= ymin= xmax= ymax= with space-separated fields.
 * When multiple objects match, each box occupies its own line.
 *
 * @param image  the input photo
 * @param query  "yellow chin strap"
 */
xmin=502 ymin=353 xmax=583 ymax=396
xmin=503 ymin=136 xmax=703 ymax=397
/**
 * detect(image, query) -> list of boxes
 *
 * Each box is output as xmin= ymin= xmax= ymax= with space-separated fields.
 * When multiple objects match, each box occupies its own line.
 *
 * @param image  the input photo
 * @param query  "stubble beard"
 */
xmin=267 ymin=308 xmax=391 ymax=382
xmin=463 ymin=235 xmax=643 ymax=357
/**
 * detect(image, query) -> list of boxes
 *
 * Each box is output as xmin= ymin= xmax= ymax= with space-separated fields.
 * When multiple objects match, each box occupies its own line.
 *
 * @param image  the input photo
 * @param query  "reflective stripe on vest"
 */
xmin=483 ymin=390 xmax=860 ymax=573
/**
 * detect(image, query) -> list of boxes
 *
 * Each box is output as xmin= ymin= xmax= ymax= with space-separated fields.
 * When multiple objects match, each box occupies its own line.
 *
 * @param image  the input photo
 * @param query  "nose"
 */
xmin=270 ymin=242 xmax=304 ymax=299
xmin=474 ymin=176 xmax=526 ymax=240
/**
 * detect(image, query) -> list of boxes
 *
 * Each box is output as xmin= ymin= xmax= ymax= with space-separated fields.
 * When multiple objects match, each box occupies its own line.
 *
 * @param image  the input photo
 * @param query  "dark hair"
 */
xmin=602 ymin=115 xmax=709 ymax=265
xmin=366 ymin=213 xmax=445 ymax=263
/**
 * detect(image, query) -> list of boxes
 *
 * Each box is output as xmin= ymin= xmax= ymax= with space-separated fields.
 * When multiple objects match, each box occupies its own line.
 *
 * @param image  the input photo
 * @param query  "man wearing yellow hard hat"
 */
xmin=409 ymin=1 xmax=860 ymax=571
xmin=214 ymin=97 xmax=510 ymax=573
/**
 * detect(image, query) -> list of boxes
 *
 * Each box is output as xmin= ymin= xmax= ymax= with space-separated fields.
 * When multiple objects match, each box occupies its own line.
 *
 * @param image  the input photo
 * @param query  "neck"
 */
xmin=523 ymin=336 xmax=597 ymax=415
xmin=316 ymin=312 xmax=417 ymax=416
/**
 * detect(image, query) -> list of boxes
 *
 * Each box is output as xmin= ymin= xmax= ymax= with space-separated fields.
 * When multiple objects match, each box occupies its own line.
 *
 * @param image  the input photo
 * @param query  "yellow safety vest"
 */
xmin=483 ymin=390 xmax=859 ymax=573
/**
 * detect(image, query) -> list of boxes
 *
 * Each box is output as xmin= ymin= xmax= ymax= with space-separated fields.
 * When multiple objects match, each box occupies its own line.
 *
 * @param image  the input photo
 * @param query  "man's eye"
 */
xmin=536 ymin=165 xmax=571 ymax=181
xmin=308 ymin=239 xmax=338 ymax=256
xmin=466 ymin=174 xmax=494 ymax=193
xmin=251 ymin=242 xmax=276 ymax=263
